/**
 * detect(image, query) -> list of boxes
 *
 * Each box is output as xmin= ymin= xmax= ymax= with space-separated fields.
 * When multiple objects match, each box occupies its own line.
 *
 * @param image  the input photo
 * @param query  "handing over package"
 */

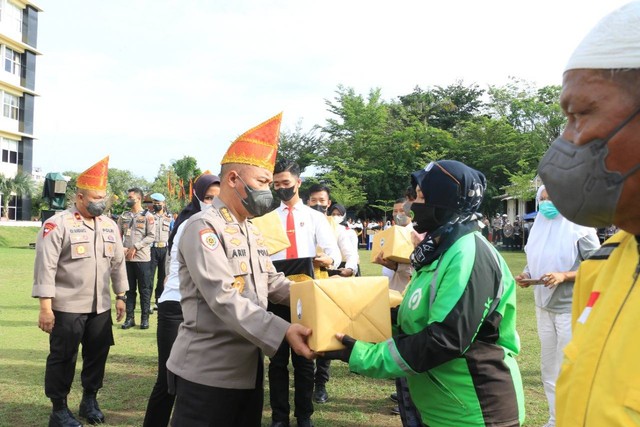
xmin=289 ymin=276 xmax=392 ymax=351
xmin=370 ymin=225 xmax=414 ymax=263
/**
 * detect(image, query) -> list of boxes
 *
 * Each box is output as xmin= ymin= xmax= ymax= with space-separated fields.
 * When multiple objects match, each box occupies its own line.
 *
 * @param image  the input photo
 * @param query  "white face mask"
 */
xmin=332 ymin=215 xmax=345 ymax=224
xmin=195 ymin=194 xmax=213 ymax=212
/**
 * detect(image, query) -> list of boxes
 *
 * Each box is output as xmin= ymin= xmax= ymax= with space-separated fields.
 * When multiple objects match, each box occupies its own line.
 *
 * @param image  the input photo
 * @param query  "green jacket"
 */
xmin=350 ymin=230 xmax=525 ymax=427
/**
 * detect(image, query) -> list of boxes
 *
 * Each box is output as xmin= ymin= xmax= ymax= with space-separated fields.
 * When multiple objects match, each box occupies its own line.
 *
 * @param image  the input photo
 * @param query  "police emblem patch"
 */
xmin=43 ymin=222 xmax=57 ymax=238
xmin=199 ymin=228 xmax=220 ymax=251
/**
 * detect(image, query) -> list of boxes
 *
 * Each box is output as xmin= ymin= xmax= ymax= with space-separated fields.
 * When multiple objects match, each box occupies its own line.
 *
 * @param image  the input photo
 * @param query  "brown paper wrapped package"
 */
xmin=250 ymin=210 xmax=290 ymax=255
xmin=370 ymin=225 xmax=414 ymax=263
xmin=289 ymin=276 xmax=392 ymax=351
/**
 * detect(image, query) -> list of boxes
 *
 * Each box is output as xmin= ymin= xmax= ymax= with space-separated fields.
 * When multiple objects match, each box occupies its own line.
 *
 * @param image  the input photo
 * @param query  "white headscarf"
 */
xmin=524 ymin=186 xmax=596 ymax=306
xmin=565 ymin=1 xmax=640 ymax=71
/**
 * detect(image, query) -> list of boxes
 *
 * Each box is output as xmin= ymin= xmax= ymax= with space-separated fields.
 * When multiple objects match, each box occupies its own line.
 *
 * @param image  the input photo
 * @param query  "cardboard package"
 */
xmin=370 ymin=225 xmax=414 ymax=263
xmin=250 ymin=210 xmax=290 ymax=255
xmin=290 ymin=276 xmax=392 ymax=351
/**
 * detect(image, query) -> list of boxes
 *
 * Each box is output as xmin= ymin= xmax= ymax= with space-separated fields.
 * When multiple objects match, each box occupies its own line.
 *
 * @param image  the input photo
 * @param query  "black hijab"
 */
xmin=168 ymin=173 xmax=220 ymax=251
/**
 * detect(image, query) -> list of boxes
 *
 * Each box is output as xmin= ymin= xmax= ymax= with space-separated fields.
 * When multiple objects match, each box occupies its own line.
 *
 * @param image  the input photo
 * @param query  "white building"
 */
xmin=0 ymin=0 xmax=40 ymax=220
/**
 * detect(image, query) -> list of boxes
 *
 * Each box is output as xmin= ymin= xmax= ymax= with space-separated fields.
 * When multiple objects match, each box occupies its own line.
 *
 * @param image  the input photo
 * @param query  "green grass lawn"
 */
xmin=0 ymin=227 xmax=547 ymax=426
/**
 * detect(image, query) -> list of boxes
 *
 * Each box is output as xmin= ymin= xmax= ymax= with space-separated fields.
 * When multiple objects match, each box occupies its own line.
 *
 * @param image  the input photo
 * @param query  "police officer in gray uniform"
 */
xmin=117 ymin=187 xmax=156 ymax=329
xmin=149 ymin=192 xmax=171 ymax=311
xmin=32 ymin=156 xmax=128 ymax=427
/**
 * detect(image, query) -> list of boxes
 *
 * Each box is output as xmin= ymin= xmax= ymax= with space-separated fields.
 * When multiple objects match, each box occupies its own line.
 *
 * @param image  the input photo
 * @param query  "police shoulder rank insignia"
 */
xmin=220 ymin=207 xmax=233 ymax=223
xmin=232 ymin=276 xmax=245 ymax=293
xmin=199 ymin=228 xmax=220 ymax=251
xmin=229 ymin=238 xmax=241 ymax=246
xmin=43 ymin=222 xmax=57 ymax=238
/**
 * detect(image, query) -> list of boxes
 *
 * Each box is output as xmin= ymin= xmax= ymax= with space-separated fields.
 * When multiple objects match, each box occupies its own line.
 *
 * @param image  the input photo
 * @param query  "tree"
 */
xmin=321 ymin=169 xmax=367 ymax=209
xmin=0 ymin=171 xmax=34 ymax=220
xmin=394 ymin=81 xmax=485 ymax=132
xmin=277 ymin=121 xmax=324 ymax=173
xmin=172 ymin=156 xmax=201 ymax=201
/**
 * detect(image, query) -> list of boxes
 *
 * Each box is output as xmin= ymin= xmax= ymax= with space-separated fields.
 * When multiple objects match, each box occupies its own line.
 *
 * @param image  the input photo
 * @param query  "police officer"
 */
xmin=166 ymin=113 xmax=314 ymax=427
xmin=117 ymin=187 xmax=155 ymax=329
xmin=492 ymin=213 xmax=503 ymax=245
xmin=32 ymin=156 xmax=128 ymax=427
xmin=149 ymin=192 xmax=171 ymax=312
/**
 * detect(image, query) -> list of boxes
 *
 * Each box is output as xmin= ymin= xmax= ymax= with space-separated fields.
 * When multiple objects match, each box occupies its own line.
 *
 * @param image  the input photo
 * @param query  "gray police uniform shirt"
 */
xmin=117 ymin=209 xmax=155 ymax=262
xmin=32 ymin=205 xmax=128 ymax=313
xmin=153 ymin=211 xmax=171 ymax=247
xmin=166 ymin=198 xmax=291 ymax=389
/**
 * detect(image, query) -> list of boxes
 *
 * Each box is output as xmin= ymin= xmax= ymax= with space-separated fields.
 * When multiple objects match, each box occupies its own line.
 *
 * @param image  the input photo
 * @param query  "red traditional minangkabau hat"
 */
xmin=221 ymin=113 xmax=282 ymax=172
xmin=76 ymin=156 xmax=109 ymax=191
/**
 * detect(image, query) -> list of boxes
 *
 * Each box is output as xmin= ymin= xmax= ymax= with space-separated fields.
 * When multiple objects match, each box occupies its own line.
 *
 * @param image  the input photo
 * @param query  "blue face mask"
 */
xmin=539 ymin=200 xmax=559 ymax=219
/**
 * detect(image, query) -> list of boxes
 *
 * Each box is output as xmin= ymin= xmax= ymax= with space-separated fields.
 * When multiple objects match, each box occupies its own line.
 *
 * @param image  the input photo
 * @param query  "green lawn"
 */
xmin=0 ymin=227 xmax=547 ymax=426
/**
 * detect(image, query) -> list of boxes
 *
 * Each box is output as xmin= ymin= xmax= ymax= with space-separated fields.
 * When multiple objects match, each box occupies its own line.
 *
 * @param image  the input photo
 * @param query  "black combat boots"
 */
xmin=49 ymin=398 xmax=82 ymax=427
xmin=78 ymin=390 xmax=105 ymax=424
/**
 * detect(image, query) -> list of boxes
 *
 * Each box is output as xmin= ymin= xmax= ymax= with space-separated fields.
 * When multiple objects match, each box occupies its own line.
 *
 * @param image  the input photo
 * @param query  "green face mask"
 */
xmin=539 ymin=200 xmax=559 ymax=219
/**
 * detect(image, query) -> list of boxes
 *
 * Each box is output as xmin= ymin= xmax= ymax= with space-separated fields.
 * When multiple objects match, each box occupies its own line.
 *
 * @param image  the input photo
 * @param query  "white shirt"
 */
xmin=332 ymin=219 xmax=360 ymax=273
xmin=158 ymin=221 xmax=186 ymax=303
xmin=270 ymin=200 xmax=341 ymax=269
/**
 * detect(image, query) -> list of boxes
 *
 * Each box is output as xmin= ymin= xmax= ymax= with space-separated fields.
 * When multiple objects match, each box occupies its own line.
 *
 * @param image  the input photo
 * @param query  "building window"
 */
xmin=3 ymin=92 xmax=19 ymax=120
xmin=1 ymin=138 xmax=19 ymax=164
xmin=4 ymin=46 xmax=21 ymax=75
xmin=7 ymin=2 xmax=22 ymax=33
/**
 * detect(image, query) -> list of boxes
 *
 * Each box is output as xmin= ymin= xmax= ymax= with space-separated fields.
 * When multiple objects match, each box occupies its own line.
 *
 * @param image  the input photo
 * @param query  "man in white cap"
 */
xmin=149 ymin=192 xmax=171 ymax=311
xmin=537 ymin=2 xmax=640 ymax=425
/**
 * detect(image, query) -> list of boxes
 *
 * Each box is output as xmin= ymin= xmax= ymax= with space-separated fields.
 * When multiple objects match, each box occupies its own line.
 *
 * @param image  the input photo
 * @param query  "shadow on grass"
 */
xmin=0 ymin=347 xmax=48 ymax=362
xmin=0 ymin=319 xmax=38 ymax=327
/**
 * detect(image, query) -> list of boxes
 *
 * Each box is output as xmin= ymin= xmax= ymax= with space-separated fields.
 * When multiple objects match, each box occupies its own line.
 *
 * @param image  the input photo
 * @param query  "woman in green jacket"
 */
xmin=327 ymin=160 xmax=525 ymax=427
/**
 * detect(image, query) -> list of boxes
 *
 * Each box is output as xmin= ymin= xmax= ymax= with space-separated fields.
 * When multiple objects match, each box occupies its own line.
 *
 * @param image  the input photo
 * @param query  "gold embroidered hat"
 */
xmin=221 ymin=113 xmax=282 ymax=171
xmin=76 ymin=156 xmax=109 ymax=191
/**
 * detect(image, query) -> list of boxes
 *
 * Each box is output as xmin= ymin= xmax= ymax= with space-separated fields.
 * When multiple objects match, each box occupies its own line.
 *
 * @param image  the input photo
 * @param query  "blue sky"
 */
xmin=33 ymin=0 xmax=630 ymax=180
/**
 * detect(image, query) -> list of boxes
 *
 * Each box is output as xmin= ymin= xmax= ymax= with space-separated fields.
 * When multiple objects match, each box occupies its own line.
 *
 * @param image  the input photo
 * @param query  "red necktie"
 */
xmin=286 ymin=207 xmax=298 ymax=259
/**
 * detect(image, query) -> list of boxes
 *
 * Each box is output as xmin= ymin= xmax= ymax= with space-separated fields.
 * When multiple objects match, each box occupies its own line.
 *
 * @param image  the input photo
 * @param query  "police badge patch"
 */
xmin=43 ymin=222 xmax=56 ymax=238
xmin=199 ymin=228 xmax=220 ymax=251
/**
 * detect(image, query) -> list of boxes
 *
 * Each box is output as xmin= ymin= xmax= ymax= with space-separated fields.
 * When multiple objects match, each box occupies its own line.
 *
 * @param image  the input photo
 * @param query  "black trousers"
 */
xmin=45 ymin=310 xmax=114 ymax=400
xmin=169 ymin=361 xmax=264 ymax=427
xmin=150 ymin=247 xmax=168 ymax=303
xmin=143 ymin=301 xmax=183 ymax=427
xmin=268 ymin=303 xmax=314 ymax=422
xmin=125 ymin=261 xmax=151 ymax=317
xmin=395 ymin=377 xmax=423 ymax=427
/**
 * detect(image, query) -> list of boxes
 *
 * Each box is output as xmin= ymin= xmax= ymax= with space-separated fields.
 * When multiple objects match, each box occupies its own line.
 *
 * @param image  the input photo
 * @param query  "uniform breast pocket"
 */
xmin=102 ymin=232 xmax=118 ymax=258
xmin=70 ymin=235 xmax=91 ymax=260
xmin=162 ymin=220 xmax=171 ymax=232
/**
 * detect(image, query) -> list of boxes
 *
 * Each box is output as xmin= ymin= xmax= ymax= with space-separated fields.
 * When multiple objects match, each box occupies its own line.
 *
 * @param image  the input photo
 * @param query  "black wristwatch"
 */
xmin=115 ymin=295 xmax=127 ymax=302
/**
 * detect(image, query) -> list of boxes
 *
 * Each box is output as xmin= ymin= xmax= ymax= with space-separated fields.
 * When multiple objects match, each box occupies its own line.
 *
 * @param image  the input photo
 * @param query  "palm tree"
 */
xmin=0 ymin=171 xmax=34 ymax=220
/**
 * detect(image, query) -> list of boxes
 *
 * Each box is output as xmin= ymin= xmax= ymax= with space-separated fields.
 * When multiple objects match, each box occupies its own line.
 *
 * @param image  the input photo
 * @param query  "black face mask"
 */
xmin=234 ymin=175 xmax=274 ymax=217
xmin=310 ymin=204 xmax=328 ymax=214
xmin=152 ymin=203 xmax=163 ymax=212
xmin=411 ymin=203 xmax=453 ymax=234
xmin=126 ymin=199 xmax=136 ymax=208
xmin=275 ymin=186 xmax=296 ymax=202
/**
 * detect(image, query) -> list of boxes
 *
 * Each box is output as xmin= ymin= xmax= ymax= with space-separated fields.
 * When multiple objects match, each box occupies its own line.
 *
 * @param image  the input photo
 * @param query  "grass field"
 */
xmin=0 ymin=226 xmax=547 ymax=426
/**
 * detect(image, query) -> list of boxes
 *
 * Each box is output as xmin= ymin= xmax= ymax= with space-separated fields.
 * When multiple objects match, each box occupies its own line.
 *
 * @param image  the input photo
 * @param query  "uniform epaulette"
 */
xmin=587 ymin=242 xmax=620 ymax=261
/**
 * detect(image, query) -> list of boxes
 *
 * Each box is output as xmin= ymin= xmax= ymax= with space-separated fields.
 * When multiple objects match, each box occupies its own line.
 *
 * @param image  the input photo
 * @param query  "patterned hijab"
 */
xmin=409 ymin=160 xmax=486 ymax=270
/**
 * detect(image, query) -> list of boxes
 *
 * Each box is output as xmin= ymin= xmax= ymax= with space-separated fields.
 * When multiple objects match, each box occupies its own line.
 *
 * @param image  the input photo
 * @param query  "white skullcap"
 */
xmin=565 ymin=1 xmax=640 ymax=71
